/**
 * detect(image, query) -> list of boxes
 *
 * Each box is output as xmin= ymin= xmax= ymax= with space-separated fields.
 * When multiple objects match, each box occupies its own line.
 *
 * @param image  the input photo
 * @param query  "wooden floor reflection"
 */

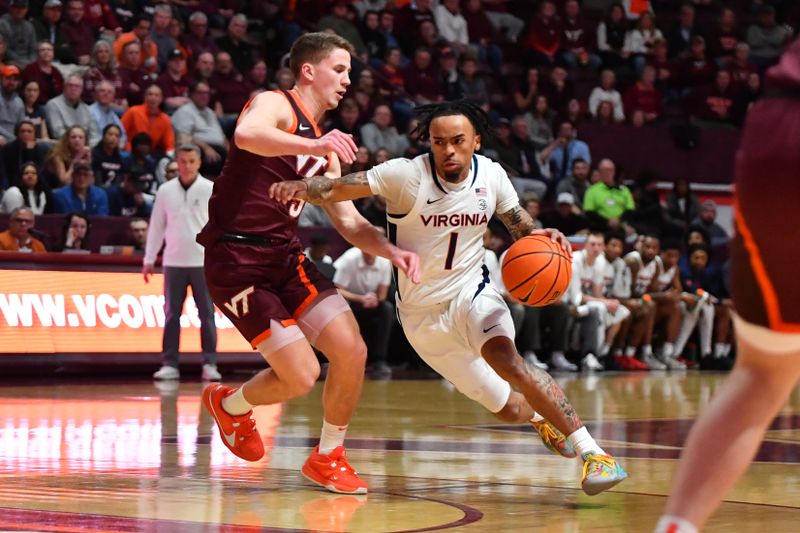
xmin=2 ymin=372 xmax=800 ymax=532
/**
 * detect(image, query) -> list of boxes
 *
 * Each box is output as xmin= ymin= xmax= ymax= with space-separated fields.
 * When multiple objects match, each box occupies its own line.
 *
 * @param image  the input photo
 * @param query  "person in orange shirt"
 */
xmin=0 ymin=207 xmax=47 ymax=252
xmin=120 ymin=84 xmax=175 ymax=156
xmin=113 ymin=14 xmax=158 ymax=73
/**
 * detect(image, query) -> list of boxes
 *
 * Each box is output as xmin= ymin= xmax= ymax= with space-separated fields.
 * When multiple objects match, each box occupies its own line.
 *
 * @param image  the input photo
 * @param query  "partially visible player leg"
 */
xmin=466 ymin=289 xmax=626 ymax=494
xmin=297 ymin=291 xmax=369 ymax=494
xmin=656 ymin=319 xmax=800 ymax=533
xmin=660 ymin=299 xmax=682 ymax=364
xmin=481 ymin=335 xmax=627 ymax=494
xmin=204 ymin=324 xmax=320 ymax=462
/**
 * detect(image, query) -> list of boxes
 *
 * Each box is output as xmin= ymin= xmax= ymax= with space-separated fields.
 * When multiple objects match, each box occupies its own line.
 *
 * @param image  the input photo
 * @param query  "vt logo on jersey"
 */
xmin=420 ymin=213 xmax=489 ymax=227
xmin=296 ymin=154 xmax=327 ymax=178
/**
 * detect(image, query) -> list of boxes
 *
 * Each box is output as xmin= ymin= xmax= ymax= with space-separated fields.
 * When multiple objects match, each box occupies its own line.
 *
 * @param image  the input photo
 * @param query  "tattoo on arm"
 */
xmin=305 ymin=171 xmax=368 ymax=202
xmin=530 ymin=367 xmax=582 ymax=432
xmin=498 ymin=206 xmax=536 ymax=241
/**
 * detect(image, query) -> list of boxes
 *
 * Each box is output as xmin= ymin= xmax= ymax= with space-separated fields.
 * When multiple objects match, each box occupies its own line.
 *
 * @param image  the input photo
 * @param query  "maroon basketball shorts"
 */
xmin=730 ymin=96 xmax=800 ymax=334
xmin=204 ymin=241 xmax=335 ymax=347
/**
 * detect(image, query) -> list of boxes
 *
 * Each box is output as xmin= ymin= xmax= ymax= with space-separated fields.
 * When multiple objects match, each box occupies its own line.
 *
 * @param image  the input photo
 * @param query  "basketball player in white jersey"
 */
xmin=601 ymin=232 xmax=634 ymax=365
xmin=658 ymin=240 xmax=712 ymax=368
xmin=624 ymin=234 xmax=673 ymax=369
xmin=271 ymin=101 xmax=627 ymax=495
xmin=568 ymin=231 xmax=630 ymax=370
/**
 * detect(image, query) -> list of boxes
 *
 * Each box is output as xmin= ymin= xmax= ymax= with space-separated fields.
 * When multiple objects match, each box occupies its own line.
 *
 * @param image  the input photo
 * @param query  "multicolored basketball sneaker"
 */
xmin=531 ymin=419 xmax=577 ymax=458
xmin=581 ymin=452 xmax=628 ymax=495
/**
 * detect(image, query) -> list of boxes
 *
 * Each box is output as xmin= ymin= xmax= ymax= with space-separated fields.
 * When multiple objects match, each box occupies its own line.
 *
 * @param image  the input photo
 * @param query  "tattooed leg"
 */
xmin=481 ymin=336 xmax=583 ymax=436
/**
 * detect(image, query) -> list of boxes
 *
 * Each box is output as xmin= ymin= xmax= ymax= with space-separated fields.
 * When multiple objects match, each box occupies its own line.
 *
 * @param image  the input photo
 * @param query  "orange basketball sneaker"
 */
xmin=202 ymin=384 xmax=265 ymax=462
xmin=302 ymin=445 xmax=368 ymax=494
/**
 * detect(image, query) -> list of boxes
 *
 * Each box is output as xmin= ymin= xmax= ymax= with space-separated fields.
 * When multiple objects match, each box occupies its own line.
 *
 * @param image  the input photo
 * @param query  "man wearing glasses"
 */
xmin=0 ymin=207 xmax=46 ymax=252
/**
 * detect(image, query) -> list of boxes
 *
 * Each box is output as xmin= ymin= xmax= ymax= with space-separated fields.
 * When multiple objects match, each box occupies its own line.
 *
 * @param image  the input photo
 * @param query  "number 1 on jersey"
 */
xmin=444 ymin=232 xmax=459 ymax=270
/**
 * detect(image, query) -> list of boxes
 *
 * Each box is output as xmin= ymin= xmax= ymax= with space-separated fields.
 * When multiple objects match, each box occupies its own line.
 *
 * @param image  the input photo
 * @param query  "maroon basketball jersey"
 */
xmin=197 ymin=90 xmax=329 ymax=246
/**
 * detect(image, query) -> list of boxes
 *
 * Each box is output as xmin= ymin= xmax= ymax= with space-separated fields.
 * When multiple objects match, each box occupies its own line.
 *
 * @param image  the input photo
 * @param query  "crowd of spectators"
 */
xmin=0 ymin=0 xmax=793 ymax=369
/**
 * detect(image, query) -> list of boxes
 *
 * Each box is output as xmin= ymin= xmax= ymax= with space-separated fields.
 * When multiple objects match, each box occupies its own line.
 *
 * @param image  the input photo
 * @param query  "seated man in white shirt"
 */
xmin=333 ymin=236 xmax=394 ymax=378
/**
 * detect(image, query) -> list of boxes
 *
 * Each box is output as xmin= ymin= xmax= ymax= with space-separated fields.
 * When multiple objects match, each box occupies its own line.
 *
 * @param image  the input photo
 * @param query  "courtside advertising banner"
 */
xmin=0 ymin=270 xmax=252 ymax=353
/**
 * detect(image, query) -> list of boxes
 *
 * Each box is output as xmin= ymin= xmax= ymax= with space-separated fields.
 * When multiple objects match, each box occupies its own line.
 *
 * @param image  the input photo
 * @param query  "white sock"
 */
xmin=641 ymin=344 xmax=653 ymax=357
xmin=567 ymin=426 xmax=607 ymax=457
xmin=662 ymin=342 xmax=675 ymax=360
xmin=624 ymin=346 xmax=636 ymax=357
xmin=722 ymin=343 xmax=731 ymax=356
xmin=654 ymin=515 xmax=698 ymax=533
xmin=599 ymin=343 xmax=611 ymax=357
xmin=221 ymin=387 xmax=253 ymax=416
xmin=319 ymin=420 xmax=348 ymax=455
xmin=530 ymin=412 xmax=545 ymax=423
xmin=714 ymin=342 xmax=726 ymax=358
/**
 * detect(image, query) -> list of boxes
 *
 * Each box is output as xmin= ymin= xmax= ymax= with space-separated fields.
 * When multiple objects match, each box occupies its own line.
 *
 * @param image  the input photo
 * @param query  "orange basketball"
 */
xmin=501 ymin=235 xmax=572 ymax=307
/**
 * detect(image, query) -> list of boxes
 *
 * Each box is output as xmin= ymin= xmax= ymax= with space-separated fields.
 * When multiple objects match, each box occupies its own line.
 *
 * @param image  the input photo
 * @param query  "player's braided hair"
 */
xmin=412 ymin=100 xmax=492 ymax=142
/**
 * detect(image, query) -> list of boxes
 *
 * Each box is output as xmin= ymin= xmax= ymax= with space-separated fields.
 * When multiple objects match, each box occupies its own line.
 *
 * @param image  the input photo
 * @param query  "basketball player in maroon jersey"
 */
xmin=196 ymin=32 xmax=420 ymax=495
xmin=656 ymin=41 xmax=800 ymax=533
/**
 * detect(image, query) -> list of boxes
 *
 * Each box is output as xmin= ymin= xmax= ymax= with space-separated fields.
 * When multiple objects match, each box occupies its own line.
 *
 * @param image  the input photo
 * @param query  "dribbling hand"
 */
xmin=269 ymin=180 xmax=308 ymax=204
xmin=531 ymin=228 xmax=572 ymax=256
xmin=312 ymin=129 xmax=358 ymax=164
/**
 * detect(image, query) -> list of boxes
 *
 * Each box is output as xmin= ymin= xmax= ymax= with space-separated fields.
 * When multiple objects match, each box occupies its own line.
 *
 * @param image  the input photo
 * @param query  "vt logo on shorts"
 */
xmin=224 ymin=286 xmax=255 ymax=318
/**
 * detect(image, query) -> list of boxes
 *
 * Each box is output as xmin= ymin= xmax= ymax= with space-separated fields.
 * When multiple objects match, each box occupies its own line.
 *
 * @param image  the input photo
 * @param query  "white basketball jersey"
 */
xmin=367 ymin=153 xmax=519 ymax=307
xmin=602 ymin=256 xmax=631 ymax=299
xmin=572 ymin=249 xmax=607 ymax=296
xmin=625 ymin=250 xmax=659 ymax=297
xmin=654 ymin=256 xmax=677 ymax=292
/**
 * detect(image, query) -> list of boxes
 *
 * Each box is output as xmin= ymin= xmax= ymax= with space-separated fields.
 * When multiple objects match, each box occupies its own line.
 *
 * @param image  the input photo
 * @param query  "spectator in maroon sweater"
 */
xmin=418 ymin=19 xmax=444 ymax=51
xmin=184 ymin=11 xmax=218 ymax=60
xmin=678 ymin=36 xmax=716 ymax=89
xmin=403 ymin=47 xmax=443 ymax=105
xmin=118 ymin=41 xmax=153 ymax=107
xmin=328 ymin=97 xmax=363 ymax=147
xmin=83 ymin=0 xmax=120 ymax=37
xmin=156 ymin=48 xmax=190 ymax=113
xmin=559 ymin=0 xmax=600 ymax=71
xmin=378 ymin=47 xmax=405 ymax=97
xmin=462 ymin=0 xmax=503 ymax=71
xmin=648 ymin=39 xmax=678 ymax=93
xmin=509 ymin=67 xmax=541 ymax=114
xmin=541 ymin=65 xmax=574 ymax=115
xmin=687 ymin=69 xmax=737 ymax=127
xmin=22 ymin=41 xmax=63 ymax=106
xmin=730 ymin=42 xmax=758 ymax=87
xmin=522 ymin=0 xmax=562 ymax=67
xmin=707 ymin=8 xmax=743 ymax=67
xmin=60 ymin=0 xmax=96 ymax=65
xmin=210 ymin=50 xmax=249 ymax=118
xmin=245 ymin=59 xmax=269 ymax=95
xmin=189 ymin=51 xmax=214 ymax=87
xmin=623 ymin=64 xmax=663 ymax=124
xmin=394 ymin=0 xmax=435 ymax=57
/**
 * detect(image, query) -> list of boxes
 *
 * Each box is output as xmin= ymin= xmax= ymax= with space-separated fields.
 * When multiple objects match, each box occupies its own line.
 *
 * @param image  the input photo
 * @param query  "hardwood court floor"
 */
xmin=1 ymin=372 xmax=800 ymax=532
